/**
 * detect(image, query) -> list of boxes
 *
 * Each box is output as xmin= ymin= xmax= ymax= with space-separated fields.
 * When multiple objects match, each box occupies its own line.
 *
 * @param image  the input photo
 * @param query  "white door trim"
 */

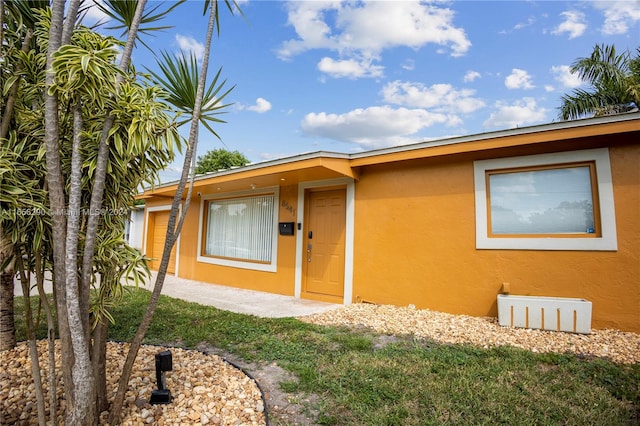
xmin=294 ymin=178 xmax=354 ymax=305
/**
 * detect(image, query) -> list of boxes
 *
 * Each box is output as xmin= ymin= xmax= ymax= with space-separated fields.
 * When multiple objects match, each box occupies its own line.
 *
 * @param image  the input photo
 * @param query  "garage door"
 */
xmin=150 ymin=210 xmax=176 ymax=274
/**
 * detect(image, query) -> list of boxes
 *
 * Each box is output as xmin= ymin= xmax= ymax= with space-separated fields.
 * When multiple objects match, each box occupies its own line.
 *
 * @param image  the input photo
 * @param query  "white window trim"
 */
xmin=143 ymin=204 xmax=181 ymax=275
xmin=474 ymin=148 xmax=617 ymax=251
xmin=196 ymin=187 xmax=280 ymax=272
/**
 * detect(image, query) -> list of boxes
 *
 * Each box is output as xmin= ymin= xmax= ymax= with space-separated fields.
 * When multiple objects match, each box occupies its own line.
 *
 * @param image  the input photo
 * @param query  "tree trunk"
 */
xmin=60 ymin=98 xmax=96 ymax=425
xmin=0 ymin=269 xmax=16 ymax=351
xmin=78 ymin=5 xmax=147 ymax=418
xmin=61 ymin=0 xmax=81 ymax=45
xmin=92 ymin=318 xmax=108 ymax=413
xmin=44 ymin=0 xmax=75 ymax=420
xmin=109 ymin=2 xmax=217 ymax=423
xmin=0 ymin=225 xmax=15 ymax=351
xmin=16 ymin=255 xmax=47 ymax=426
xmin=0 ymin=0 xmax=5 ymax=54
xmin=80 ymin=0 xmax=148 ymax=311
xmin=35 ymin=251 xmax=57 ymax=426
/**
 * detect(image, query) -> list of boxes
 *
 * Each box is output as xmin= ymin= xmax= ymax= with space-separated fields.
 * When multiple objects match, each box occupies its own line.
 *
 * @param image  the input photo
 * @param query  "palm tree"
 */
xmin=3 ymin=1 xmax=182 ymax=422
xmin=108 ymin=1 xmax=241 ymax=422
xmin=559 ymin=44 xmax=640 ymax=120
xmin=42 ymin=0 xmax=180 ymax=422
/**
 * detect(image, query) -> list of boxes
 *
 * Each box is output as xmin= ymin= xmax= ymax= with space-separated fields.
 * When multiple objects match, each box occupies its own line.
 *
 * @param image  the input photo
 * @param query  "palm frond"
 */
xmin=91 ymin=0 xmax=185 ymax=51
xmin=203 ymin=0 xmax=246 ymax=36
xmin=559 ymin=89 xmax=603 ymax=120
xmin=559 ymin=44 xmax=638 ymax=120
xmin=570 ymin=44 xmax=629 ymax=88
xmin=145 ymin=51 xmax=235 ymax=140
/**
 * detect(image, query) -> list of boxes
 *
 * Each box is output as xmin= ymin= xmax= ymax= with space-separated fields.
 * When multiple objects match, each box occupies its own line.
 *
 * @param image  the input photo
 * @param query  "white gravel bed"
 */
xmin=1 ymin=341 xmax=266 ymax=425
xmin=299 ymin=303 xmax=640 ymax=364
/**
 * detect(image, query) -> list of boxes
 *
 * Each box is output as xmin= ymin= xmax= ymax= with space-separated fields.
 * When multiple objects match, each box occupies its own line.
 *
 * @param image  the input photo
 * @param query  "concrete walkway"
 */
xmin=15 ymin=271 xmax=340 ymax=318
xmin=141 ymin=272 xmax=340 ymax=318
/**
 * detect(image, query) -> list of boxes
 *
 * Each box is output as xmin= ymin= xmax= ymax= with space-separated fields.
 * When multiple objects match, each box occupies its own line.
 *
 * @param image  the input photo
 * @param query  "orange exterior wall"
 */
xmin=352 ymin=144 xmax=640 ymax=332
xmin=164 ymin=184 xmax=299 ymax=296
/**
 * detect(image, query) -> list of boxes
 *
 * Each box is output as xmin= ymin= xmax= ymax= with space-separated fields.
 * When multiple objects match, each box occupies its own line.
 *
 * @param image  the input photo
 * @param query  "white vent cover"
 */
xmin=497 ymin=294 xmax=592 ymax=334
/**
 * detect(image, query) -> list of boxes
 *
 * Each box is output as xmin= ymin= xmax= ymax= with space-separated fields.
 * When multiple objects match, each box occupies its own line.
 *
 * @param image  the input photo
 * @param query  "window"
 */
xmin=474 ymin=149 xmax=617 ymax=251
xmin=198 ymin=190 xmax=279 ymax=271
xmin=487 ymin=163 xmax=599 ymax=236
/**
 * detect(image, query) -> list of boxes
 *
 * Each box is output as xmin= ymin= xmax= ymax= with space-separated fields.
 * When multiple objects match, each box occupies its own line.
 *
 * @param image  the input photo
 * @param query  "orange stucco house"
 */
xmin=140 ymin=113 xmax=640 ymax=333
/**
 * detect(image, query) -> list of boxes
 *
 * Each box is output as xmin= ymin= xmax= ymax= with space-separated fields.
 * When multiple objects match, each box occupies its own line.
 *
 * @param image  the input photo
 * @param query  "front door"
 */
xmin=302 ymin=188 xmax=346 ymax=303
xmin=149 ymin=210 xmax=176 ymax=274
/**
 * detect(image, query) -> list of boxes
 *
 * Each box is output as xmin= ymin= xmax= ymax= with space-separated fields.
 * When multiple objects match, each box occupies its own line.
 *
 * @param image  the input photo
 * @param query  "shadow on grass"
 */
xmin=14 ymin=287 xmax=640 ymax=425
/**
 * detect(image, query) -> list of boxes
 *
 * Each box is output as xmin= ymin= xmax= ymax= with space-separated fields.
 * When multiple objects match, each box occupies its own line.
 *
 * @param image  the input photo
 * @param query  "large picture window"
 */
xmin=202 ymin=193 xmax=276 ymax=264
xmin=474 ymin=149 xmax=617 ymax=251
xmin=487 ymin=163 xmax=599 ymax=236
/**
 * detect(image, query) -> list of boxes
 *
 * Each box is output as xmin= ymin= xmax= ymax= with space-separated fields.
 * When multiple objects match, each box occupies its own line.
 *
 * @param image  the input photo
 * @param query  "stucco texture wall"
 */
xmin=352 ymin=145 xmax=640 ymax=332
xmin=152 ymin=184 xmax=300 ymax=296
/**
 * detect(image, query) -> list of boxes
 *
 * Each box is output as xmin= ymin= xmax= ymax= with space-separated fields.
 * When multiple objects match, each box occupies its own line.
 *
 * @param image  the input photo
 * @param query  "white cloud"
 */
xmin=550 ymin=65 xmax=583 ymax=89
xmin=514 ymin=16 xmax=536 ymax=30
xmin=483 ymin=98 xmax=548 ymax=129
xmin=552 ymin=11 xmax=587 ymax=39
xmin=499 ymin=16 xmax=537 ymax=34
xmin=239 ymin=98 xmax=272 ymax=113
xmin=258 ymin=152 xmax=297 ymax=162
xmin=278 ymin=1 xmax=471 ymax=78
xmin=505 ymin=69 xmax=535 ymax=90
xmin=545 ymin=85 xmax=555 ymax=92
xmin=82 ymin=0 xmax=111 ymax=24
xmin=381 ymin=80 xmax=485 ymax=114
xmin=401 ymin=59 xmax=415 ymax=71
xmin=300 ymin=106 xmax=455 ymax=149
xmin=317 ymin=57 xmax=384 ymax=79
xmin=175 ymin=34 xmax=205 ymax=61
xmin=593 ymin=1 xmax=640 ymax=35
xmin=464 ymin=70 xmax=481 ymax=83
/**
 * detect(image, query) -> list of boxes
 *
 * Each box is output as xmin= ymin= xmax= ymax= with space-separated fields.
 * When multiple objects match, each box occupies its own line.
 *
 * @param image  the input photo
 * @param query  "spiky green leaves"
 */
xmin=146 ymin=51 xmax=235 ymax=139
xmin=92 ymin=0 xmax=185 ymax=51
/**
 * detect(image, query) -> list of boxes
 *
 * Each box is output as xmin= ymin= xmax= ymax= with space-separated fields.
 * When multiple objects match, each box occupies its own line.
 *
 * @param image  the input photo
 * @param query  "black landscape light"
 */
xmin=149 ymin=350 xmax=173 ymax=404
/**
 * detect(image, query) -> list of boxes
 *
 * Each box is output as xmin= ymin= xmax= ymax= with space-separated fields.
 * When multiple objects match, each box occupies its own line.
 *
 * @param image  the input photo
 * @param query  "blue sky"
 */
xmin=86 ymin=1 xmax=640 ymax=181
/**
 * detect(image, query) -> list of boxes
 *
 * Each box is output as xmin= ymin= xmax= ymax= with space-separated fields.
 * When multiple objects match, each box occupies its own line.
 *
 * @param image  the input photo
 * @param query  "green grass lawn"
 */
xmin=15 ymin=288 xmax=640 ymax=425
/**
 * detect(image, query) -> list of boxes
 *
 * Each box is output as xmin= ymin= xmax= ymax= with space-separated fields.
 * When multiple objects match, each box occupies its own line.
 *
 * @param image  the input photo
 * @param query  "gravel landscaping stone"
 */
xmin=300 ymin=303 xmax=640 ymax=364
xmin=3 ymin=303 xmax=638 ymax=424
xmin=0 ymin=341 xmax=266 ymax=425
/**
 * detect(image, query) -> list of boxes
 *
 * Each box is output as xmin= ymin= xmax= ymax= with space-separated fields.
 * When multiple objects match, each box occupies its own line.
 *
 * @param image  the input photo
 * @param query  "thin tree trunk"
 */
xmin=79 ymin=17 xmax=148 ymax=415
xmin=16 ymin=255 xmax=47 ymax=426
xmin=80 ymin=0 xmax=148 ymax=326
xmin=35 ymin=251 xmax=57 ymax=426
xmin=62 ymin=99 xmax=96 ymax=425
xmin=0 ymin=0 xmax=5 ymax=57
xmin=92 ymin=316 xmax=108 ymax=413
xmin=0 ymin=224 xmax=15 ymax=351
xmin=109 ymin=3 xmax=217 ymax=422
xmin=0 ymin=269 xmax=15 ymax=351
xmin=44 ymin=0 xmax=75 ymax=419
xmin=61 ymin=0 xmax=81 ymax=45
xmin=71 ymin=2 xmax=147 ymax=422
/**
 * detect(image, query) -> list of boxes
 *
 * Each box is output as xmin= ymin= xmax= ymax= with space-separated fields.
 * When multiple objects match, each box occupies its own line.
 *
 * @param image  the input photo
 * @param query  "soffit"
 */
xmin=143 ymin=157 xmax=355 ymax=198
